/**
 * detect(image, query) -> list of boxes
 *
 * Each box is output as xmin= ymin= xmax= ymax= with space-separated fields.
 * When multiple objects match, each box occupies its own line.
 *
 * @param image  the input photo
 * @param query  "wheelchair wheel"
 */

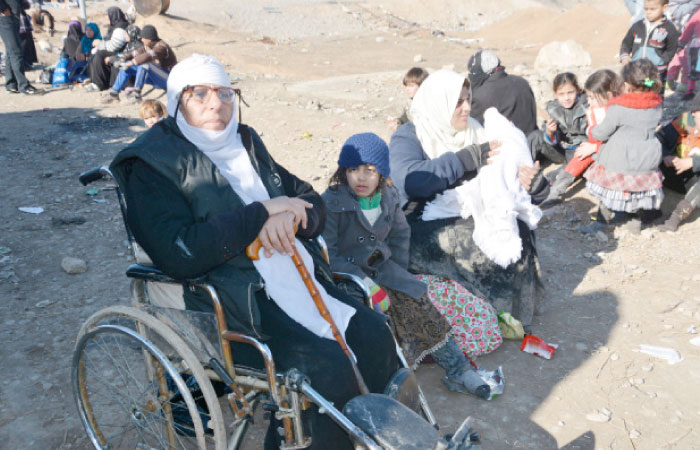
xmin=73 ymin=306 xmax=227 ymax=449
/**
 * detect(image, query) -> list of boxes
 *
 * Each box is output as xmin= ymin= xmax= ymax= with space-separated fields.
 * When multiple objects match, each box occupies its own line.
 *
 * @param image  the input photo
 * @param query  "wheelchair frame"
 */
xmin=72 ymin=166 xmax=449 ymax=450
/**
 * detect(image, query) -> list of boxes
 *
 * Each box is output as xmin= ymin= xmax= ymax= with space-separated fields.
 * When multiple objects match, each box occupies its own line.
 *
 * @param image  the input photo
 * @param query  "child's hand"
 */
xmin=663 ymin=155 xmax=676 ymax=167
xmin=574 ymin=142 xmax=598 ymax=160
xmin=673 ymin=157 xmax=694 ymax=174
xmin=545 ymin=119 xmax=557 ymax=139
xmin=92 ymin=39 xmax=101 ymax=48
xmin=621 ymin=56 xmax=631 ymax=66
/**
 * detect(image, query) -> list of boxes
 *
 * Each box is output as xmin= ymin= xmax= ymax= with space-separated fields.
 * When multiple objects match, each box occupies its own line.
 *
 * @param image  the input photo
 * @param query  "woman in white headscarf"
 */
xmin=389 ymin=70 xmax=550 ymax=330
xmin=110 ymin=54 xmax=398 ymax=450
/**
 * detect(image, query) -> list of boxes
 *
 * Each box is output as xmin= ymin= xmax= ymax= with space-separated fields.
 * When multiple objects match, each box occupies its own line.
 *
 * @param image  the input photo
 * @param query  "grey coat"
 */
xmin=592 ymin=100 xmax=662 ymax=175
xmin=321 ymin=184 xmax=427 ymax=299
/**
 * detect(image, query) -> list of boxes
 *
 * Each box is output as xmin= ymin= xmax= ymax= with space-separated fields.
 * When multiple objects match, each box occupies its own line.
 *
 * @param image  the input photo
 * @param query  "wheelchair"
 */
xmin=72 ymin=166 xmax=480 ymax=450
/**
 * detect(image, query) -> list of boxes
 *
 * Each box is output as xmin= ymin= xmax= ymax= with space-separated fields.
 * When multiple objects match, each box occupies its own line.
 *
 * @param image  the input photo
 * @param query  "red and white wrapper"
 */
xmin=520 ymin=334 xmax=558 ymax=360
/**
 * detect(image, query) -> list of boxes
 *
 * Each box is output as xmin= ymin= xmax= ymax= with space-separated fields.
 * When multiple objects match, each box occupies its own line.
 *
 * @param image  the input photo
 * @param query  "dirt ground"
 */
xmin=1 ymin=1 xmax=700 ymax=449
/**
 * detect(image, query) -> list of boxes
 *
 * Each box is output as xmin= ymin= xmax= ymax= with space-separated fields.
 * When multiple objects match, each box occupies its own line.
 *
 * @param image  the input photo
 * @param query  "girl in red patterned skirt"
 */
xmin=582 ymin=59 xmax=665 ymax=234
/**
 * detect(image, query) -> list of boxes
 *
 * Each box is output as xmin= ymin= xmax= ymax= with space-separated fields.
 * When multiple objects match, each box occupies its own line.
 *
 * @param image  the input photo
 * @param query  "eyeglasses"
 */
xmin=184 ymin=85 xmax=236 ymax=104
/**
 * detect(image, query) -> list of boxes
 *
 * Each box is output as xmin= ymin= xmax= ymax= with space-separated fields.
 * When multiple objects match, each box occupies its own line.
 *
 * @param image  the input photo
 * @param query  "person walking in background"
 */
xmin=0 ymin=0 xmax=41 ymax=94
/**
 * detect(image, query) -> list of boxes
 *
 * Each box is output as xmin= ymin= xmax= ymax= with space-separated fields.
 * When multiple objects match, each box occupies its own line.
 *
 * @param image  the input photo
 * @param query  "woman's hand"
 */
xmin=673 ymin=156 xmax=693 ymax=174
xmin=545 ymin=119 xmax=557 ymax=140
xmin=517 ymin=161 xmax=541 ymax=191
xmin=258 ymin=212 xmax=297 ymax=258
xmin=92 ymin=39 xmax=101 ymax=48
xmin=261 ymin=196 xmax=312 ymax=230
xmin=574 ymin=142 xmax=598 ymax=160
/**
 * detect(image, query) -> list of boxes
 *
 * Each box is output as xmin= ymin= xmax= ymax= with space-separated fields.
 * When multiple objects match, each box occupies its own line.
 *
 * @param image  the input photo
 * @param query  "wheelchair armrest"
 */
xmin=125 ymin=264 xmax=205 ymax=286
xmin=333 ymin=272 xmax=371 ymax=305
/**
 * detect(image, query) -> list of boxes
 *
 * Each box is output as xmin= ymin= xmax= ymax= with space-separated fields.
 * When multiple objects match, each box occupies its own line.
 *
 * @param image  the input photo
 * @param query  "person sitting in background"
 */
xmin=387 ymin=67 xmax=429 ymax=133
xmin=85 ymin=6 xmax=129 ymax=91
xmin=101 ymin=25 xmax=176 ymax=104
xmin=138 ymin=99 xmax=165 ymax=128
xmin=656 ymin=93 xmax=700 ymax=231
xmin=74 ymin=22 xmax=100 ymax=62
xmin=467 ymin=49 xmax=538 ymax=135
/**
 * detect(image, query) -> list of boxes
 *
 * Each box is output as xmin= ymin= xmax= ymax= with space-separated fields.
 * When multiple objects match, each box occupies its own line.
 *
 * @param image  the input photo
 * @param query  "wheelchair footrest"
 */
xmin=343 ymin=394 xmax=441 ymax=450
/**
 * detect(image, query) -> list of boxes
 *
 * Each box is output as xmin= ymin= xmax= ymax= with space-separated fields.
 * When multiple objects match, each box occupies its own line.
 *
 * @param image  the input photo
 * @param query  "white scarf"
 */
xmin=167 ymin=55 xmax=356 ymax=347
xmin=413 ymin=70 xmax=541 ymax=267
xmin=410 ymin=69 xmax=486 ymax=159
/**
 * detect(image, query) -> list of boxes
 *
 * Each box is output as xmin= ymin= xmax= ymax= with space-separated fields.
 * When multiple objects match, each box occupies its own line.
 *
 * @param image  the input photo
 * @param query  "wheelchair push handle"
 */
xmin=246 ymin=236 xmax=371 ymax=396
xmin=79 ymin=165 xmax=112 ymax=186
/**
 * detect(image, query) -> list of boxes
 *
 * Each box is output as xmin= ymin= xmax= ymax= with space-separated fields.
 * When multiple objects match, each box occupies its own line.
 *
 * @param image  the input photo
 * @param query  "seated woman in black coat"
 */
xmin=389 ymin=69 xmax=549 ymax=329
xmin=110 ymin=54 xmax=398 ymax=450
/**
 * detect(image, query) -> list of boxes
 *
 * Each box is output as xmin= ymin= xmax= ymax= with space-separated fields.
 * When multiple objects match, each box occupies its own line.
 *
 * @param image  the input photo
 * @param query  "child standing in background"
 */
xmin=669 ymin=7 xmax=700 ymax=98
xmin=583 ymin=60 xmax=665 ymax=235
xmin=620 ymin=0 xmax=679 ymax=96
xmin=387 ymin=67 xmax=429 ymax=133
xmin=543 ymin=70 xmax=623 ymax=206
xmin=138 ymin=99 xmax=166 ymax=128
xmin=322 ymin=133 xmax=501 ymax=400
xmin=530 ymin=72 xmax=588 ymax=166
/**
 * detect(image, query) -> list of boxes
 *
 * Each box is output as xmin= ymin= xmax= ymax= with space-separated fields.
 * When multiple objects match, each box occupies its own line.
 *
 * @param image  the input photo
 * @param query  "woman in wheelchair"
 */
xmin=109 ymin=54 xmax=399 ymax=449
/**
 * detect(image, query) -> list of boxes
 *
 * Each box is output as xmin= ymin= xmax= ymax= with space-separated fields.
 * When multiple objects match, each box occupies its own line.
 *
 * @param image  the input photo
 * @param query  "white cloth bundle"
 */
xmin=422 ymin=108 xmax=542 ymax=267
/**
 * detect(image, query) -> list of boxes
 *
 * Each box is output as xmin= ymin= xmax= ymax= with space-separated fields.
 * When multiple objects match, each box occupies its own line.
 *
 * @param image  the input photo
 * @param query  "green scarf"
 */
xmin=358 ymin=192 xmax=381 ymax=210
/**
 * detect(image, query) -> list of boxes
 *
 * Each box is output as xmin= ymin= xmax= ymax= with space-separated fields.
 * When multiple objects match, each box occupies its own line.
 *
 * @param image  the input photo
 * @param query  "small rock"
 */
xmin=610 ymin=353 xmax=620 ymax=361
xmin=375 ymin=36 xmax=385 ymax=43
xmin=61 ymin=257 xmax=87 ymax=274
xmin=413 ymin=54 xmax=424 ymax=63
xmin=575 ymin=342 xmax=588 ymax=351
xmin=586 ymin=412 xmax=611 ymax=423
xmin=629 ymin=429 xmax=641 ymax=439
xmin=557 ymin=420 xmax=565 ymax=427
xmin=595 ymin=231 xmax=608 ymax=243
xmin=583 ymin=252 xmax=593 ymax=258
xmin=35 ymin=300 xmax=53 ymax=308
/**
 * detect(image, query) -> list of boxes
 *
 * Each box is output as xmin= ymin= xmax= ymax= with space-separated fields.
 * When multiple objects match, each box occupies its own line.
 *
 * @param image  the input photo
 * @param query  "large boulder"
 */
xmin=534 ymin=40 xmax=592 ymax=74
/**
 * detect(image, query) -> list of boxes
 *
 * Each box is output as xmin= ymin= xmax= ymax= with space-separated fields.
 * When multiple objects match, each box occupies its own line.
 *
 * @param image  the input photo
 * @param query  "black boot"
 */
xmin=659 ymin=199 xmax=695 ymax=232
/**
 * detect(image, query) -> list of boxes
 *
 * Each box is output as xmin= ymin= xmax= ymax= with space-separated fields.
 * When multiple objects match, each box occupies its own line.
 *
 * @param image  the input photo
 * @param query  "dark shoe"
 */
xmin=6 ymin=86 xmax=19 ymax=94
xmin=22 ymin=85 xmax=44 ymax=95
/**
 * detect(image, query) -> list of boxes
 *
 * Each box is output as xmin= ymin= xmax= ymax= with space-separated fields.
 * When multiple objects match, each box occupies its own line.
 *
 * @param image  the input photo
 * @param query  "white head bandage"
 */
xmin=166 ymin=53 xmax=231 ymax=117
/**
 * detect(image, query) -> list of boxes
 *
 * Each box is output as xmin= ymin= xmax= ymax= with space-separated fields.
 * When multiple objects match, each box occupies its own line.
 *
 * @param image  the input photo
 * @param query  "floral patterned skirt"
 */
xmin=414 ymin=274 xmax=502 ymax=358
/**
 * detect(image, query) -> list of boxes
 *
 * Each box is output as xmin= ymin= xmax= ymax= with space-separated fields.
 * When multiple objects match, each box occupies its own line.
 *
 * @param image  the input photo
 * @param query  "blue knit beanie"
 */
xmin=337 ymin=133 xmax=390 ymax=177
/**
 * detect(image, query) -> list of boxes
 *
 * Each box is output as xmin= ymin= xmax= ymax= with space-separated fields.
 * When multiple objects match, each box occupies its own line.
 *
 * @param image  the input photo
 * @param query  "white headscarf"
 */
xmin=409 ymin=69 xmax=486 ymax=159
xmin=165 ymin=54 xmax=356 ymax=347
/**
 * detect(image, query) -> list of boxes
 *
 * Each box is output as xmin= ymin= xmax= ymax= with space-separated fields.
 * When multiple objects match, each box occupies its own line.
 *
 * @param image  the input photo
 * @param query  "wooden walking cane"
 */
xmin=246 ymin=237 xmax=371 ymax=395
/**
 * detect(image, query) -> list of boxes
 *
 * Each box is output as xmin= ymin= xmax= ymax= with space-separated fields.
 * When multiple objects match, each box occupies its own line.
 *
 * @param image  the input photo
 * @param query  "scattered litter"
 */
xmin=93 ymin=198 xmax=107 ymax=203
xmin=688 ymin=325 xmax=696 ymax=334
xmin=85 ymin=188 xmax=99 ymax=196
xmin=0 ymin=247 xmax=11 ymax=255
xmin=35 ymin=300 xmax=54 ymax=308
xmin=18 ymin=206 xmax=44 ymax=214
xmin=638 ymin=344 xmax=682 ymax=365
xmin=690 ymin=336 xmax=700 ymax=347
xmin=498 ymin=311 xmax=524 ymax=340
xmin=300 ymin=131 xmax=312 ymax=139
xmin=477 ymin=366 xmax=505 ymax=401
xmin=520 ymin=335 xmax=558 ymax=359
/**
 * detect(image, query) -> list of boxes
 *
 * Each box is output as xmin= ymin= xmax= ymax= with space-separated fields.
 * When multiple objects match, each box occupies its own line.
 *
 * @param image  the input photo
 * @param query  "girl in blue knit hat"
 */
xmin=322 ymin=132 xmax=502 ymax=400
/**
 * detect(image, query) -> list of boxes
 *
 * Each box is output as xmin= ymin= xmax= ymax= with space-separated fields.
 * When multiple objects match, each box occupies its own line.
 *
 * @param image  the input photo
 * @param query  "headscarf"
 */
xmin=80 ymin=23 xmax=101 ymax=54
xmin=62 ymin=20 xmax=83 ymax=57
xmin=467 ymin=50 xmax=501 ymax=90
xmin=410 ymin=69 xmax=486 ymax=159
xmin=165 ymin=54 xmax=357 ymax=345
xmin=105 ymin=7 xmax=129 ymax=40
